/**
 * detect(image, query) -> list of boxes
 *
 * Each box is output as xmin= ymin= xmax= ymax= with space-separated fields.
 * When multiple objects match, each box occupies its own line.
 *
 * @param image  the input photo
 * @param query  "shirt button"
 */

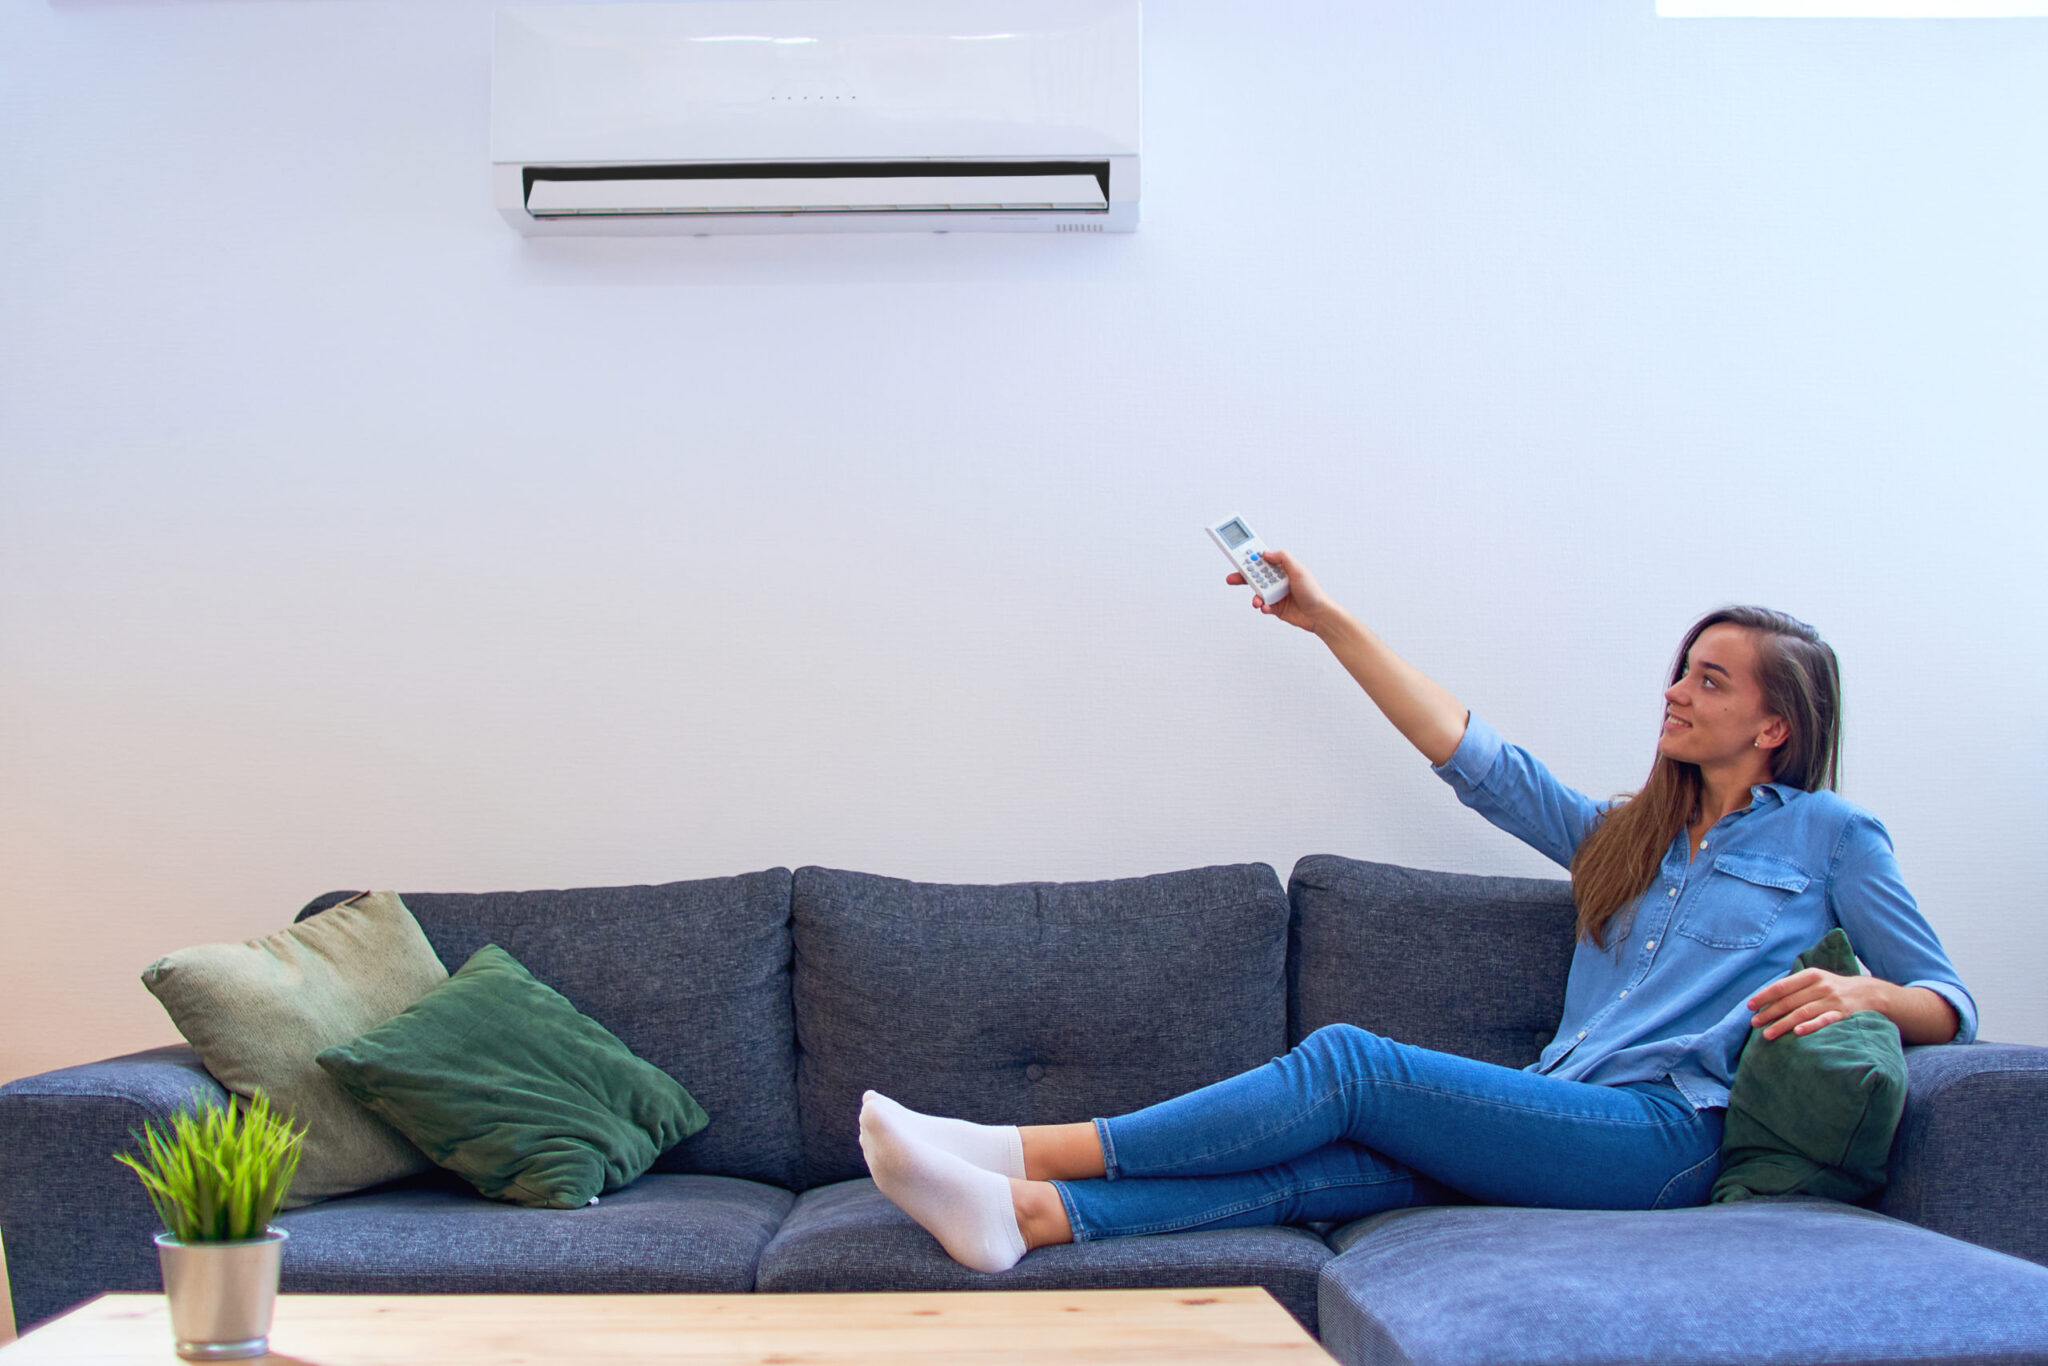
xmin=1668 ymin=889 xmax=1678 ymax=898
xmin=1700 ymin=840 xmax=1709 ymax=849
xmin=1646 ymin=940 xmax=1657 ymax=950
xmin=1577 ymin=1030 xmax=1587 ymax=1039
xmin=1620 ymin=990 xmax=1629 ymax=998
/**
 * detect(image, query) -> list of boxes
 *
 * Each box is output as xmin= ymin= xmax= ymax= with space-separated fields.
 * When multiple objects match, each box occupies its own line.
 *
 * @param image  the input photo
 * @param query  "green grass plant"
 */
xmin=114 ymin=1091 xmax=306 ymax=1244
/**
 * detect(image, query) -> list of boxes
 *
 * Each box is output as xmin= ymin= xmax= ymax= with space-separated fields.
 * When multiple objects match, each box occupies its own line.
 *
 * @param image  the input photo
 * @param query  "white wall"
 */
xmin=3 ymin=0 xmax=2044 ymax=1086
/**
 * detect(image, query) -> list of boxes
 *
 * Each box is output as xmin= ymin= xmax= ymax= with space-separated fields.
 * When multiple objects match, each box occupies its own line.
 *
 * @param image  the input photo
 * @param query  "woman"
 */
xmin=858 ymin=550 xmax=1979 ymax=1274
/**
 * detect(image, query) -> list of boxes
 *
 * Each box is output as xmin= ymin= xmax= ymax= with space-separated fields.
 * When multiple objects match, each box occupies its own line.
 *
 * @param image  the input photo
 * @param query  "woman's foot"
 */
xmin=859 ymin=1091 xmax=1107 ymax=1182
xmin=859 ymin=1091 xmax=1025 ymax=1179
xmin=860 ymin=1116 xmax=1027 ymax=1273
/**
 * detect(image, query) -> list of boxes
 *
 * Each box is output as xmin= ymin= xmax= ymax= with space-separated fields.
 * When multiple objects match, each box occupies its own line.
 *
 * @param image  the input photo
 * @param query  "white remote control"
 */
xmin=1206 ymin=515 xmax=1290 ymax=606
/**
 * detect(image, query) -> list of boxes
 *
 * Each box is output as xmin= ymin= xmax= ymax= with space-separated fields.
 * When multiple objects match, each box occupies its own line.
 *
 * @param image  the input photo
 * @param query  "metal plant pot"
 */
xmin=154 ymin=1227 xmax=288 ymax=1360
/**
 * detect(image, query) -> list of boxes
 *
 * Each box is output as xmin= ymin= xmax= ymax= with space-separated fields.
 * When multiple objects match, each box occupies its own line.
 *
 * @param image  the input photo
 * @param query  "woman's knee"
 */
xmin=1303 ymin=1022 xmax=1381 ymax=1046
xmin=1296 ymin=1022 xmax=1387 ymax=1065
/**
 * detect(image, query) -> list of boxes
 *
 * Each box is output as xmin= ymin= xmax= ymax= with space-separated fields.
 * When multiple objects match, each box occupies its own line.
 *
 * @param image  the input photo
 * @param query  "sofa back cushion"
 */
xmin=1288 ymin=855 xmax=1575 ymax=1068
xmin=301 ymin=869 xmax=802 ymax=1190
xmin=792 ymin=864 xmax=1290 ymax=1189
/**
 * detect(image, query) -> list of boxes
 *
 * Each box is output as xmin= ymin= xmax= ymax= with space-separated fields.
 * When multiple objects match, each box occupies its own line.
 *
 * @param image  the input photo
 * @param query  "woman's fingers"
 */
xmin=1230 ymin=551 xmax=1313 ymax=624
xmin=1748 ymin=968 xmax=1824 ymax=1015
xmin=1762 ymin=996 xmax=1851 ymax=1040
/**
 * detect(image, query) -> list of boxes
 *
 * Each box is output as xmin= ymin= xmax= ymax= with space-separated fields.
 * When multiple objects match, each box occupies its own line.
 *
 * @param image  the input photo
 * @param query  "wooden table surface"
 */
xmin=1 ymin=1288 xmax=1334 ymax=1363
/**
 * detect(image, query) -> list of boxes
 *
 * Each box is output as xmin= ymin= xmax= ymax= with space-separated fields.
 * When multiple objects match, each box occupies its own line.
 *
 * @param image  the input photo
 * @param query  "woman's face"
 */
xmin=1658 ymin=623 xmax=1788 ymax=771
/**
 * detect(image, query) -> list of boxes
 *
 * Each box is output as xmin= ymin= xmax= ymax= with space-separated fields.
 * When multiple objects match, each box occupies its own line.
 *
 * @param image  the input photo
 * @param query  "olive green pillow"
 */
xmin=141 ymin=890 xmax=448 ymax=1207
xmin=315 ymin=944 xmax=708 ymax=1209
xmin=1711 ymin=927 xmax=1908 ymax=1204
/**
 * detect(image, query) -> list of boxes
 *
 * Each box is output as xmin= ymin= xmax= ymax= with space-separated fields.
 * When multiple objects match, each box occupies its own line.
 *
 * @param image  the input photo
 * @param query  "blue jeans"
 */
xmin=1051 ymin=1024 xmax=1726 ymax=1240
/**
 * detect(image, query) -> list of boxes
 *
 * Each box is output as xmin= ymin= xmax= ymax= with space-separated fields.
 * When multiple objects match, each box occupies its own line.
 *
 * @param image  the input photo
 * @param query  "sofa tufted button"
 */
xmin=1025 ymin=1064 xmax=1046 ymax=1082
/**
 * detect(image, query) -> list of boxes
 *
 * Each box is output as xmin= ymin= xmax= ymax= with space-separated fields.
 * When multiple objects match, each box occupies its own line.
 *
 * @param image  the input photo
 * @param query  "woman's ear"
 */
xmin=1757 ymin=715 xmax=1791 ymax=751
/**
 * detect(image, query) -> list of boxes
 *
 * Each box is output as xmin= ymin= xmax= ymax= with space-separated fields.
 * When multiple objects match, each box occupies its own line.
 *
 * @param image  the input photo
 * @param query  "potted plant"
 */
xmin=114 ymin=1091 xmax=305 ymax=1361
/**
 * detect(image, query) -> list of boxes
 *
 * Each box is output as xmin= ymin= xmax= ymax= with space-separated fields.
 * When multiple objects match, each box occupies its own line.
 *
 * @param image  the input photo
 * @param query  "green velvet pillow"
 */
xmin=315 ymin=944 xmax=708 ymax=1209
xmin=1711 ymin=927 xmax=1907 ymax=1204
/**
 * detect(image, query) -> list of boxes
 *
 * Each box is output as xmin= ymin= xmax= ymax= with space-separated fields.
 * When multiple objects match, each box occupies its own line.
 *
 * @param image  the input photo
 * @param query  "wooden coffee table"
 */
xmin=0 ymin=1287 xmax=1334 ymax=1362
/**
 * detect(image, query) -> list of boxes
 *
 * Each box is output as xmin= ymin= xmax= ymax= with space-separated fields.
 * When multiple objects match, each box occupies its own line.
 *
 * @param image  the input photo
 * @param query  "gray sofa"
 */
xmin=5 ymin=856 xmax=2047 ymax=1364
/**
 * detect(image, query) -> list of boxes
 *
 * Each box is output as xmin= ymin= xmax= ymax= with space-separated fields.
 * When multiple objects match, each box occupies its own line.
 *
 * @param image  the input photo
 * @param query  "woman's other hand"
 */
xmin=1226 ymin=549 xmax=1335 ymax=634
xmin=1748 ymin=968 xmax=1964 ymax=1045
xmin=1746 ymin=968 xmax=1895 ymax=1040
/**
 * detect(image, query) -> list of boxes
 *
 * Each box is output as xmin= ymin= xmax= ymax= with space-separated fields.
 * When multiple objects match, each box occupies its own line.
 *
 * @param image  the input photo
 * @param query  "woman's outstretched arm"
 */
xmin=1235 ymin=549 xmax=1469 ymax=766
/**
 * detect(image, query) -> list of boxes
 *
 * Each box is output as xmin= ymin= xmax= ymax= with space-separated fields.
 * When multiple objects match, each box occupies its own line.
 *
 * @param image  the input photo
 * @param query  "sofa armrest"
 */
xmin=1875 ymin=1041 xmax=2048 ymax=1267
xmin=0 ymin=1045 xmax=228 ymax=1331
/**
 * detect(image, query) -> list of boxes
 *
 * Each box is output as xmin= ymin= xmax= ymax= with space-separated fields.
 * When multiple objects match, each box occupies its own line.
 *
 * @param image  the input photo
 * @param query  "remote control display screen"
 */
xmin=1219 ymin=520 xmax=1251 ymax=549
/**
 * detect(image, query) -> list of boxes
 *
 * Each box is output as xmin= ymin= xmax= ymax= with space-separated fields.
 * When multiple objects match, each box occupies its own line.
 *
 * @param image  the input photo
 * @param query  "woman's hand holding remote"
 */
xmin=1226 ymin=548 xmax=1330 ymax=633
xmin=1228 ymin=549 xmax=1469 ymax=767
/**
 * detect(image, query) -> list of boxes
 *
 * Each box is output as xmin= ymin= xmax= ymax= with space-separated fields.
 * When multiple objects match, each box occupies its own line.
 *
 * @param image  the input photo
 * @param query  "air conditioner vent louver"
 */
xmin=523 ymin=162 xmax=1111 ymax=219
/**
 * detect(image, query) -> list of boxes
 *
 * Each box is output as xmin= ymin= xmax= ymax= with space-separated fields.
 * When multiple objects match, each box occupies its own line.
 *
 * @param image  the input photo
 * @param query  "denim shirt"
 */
xmin=1431 ymin=713 xmax=1980 ymax=1111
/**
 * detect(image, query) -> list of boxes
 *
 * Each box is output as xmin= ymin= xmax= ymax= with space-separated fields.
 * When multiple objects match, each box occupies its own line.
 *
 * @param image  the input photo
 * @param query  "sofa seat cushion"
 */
xmin=754 ymin=1179 xmax=1331 ymax=1335
xmin=792 ymin=863 xmax=1291 ymax=1188
xmin=273 ymin=1172 xmax=791 ymax=1294
xmin=1318 ymin=1198 xmax=2048 ymax=1366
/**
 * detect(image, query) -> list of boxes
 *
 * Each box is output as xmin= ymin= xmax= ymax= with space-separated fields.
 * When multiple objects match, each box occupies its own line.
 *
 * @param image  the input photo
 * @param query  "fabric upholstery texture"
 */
xmin=300 ymin=869 xmax=801 ymax=1189
xmin=790 ymin=863 xmax=1291 ymax=1188
xmin=1879 ymin=1041 xmax=2048 ymax=1267
xmin=1713 ymin=928 xmax=1907 ymax=1204
xmin=274 ymin=1172 xmax=789 ymax=1294
xmin=1288 ymin=855 xmax=1576 ymax=1063
xmin=317 ymin=945 xmax=709 ymax=1209
xmin=0 ymin=1047 xmax=230 ymax=1329
xmin=1319 ymin=1198 xmax=2048 ymax=1366
xmin=140 ymin=890 xmax=448 ymax=1206
xmin=755 ymin=1179 xmax=1331 ymax=1335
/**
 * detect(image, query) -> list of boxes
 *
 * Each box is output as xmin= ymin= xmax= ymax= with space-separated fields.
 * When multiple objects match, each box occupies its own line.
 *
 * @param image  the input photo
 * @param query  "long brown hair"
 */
xmin=1569 ymin=607 xmax=1842 ymax=950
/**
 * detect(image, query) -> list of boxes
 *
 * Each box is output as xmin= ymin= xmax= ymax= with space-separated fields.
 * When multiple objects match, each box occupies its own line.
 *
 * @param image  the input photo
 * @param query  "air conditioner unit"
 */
xmin=491 ymin=0 xmax=1141 ymax=235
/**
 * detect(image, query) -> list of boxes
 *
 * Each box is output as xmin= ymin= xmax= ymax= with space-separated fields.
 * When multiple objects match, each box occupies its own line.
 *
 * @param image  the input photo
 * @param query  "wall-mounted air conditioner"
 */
xmin=491 ymin=0 xmax=1141 ymax=235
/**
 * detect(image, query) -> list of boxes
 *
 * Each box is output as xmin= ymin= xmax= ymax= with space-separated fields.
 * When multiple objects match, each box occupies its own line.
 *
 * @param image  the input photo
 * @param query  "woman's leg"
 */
xmin=864 ymin=1025 xmax=1723 ymax=1263
xmin=1042 ymin=1140 xmax=1467 ymax=1246
xmin=1079 ymin=1024 xmax=1721 ymax=1209
xmin=1019 ymin=1123 xmax=1105 ymax=1180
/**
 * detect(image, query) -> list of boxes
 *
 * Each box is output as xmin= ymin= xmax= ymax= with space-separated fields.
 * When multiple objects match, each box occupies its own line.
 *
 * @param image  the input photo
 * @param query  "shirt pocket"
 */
xmin=1677 ymin=852 xmax=1813 ymax=950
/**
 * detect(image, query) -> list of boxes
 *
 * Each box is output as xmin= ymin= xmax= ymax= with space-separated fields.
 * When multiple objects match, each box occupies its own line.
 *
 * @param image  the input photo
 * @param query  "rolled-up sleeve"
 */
xmin=1827 ymin=811 xmax=1979 ymax=1044
xmin=1431 ymin=713 xmax=1610 ymax=870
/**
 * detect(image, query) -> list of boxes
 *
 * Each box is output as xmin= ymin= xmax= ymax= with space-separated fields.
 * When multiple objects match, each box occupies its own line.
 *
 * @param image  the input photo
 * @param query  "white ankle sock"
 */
xmin=860 ymin=1091 xmax=1026 ymax=1180
xmin=860 ymin=1118 xmax=1027 ymax=1274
